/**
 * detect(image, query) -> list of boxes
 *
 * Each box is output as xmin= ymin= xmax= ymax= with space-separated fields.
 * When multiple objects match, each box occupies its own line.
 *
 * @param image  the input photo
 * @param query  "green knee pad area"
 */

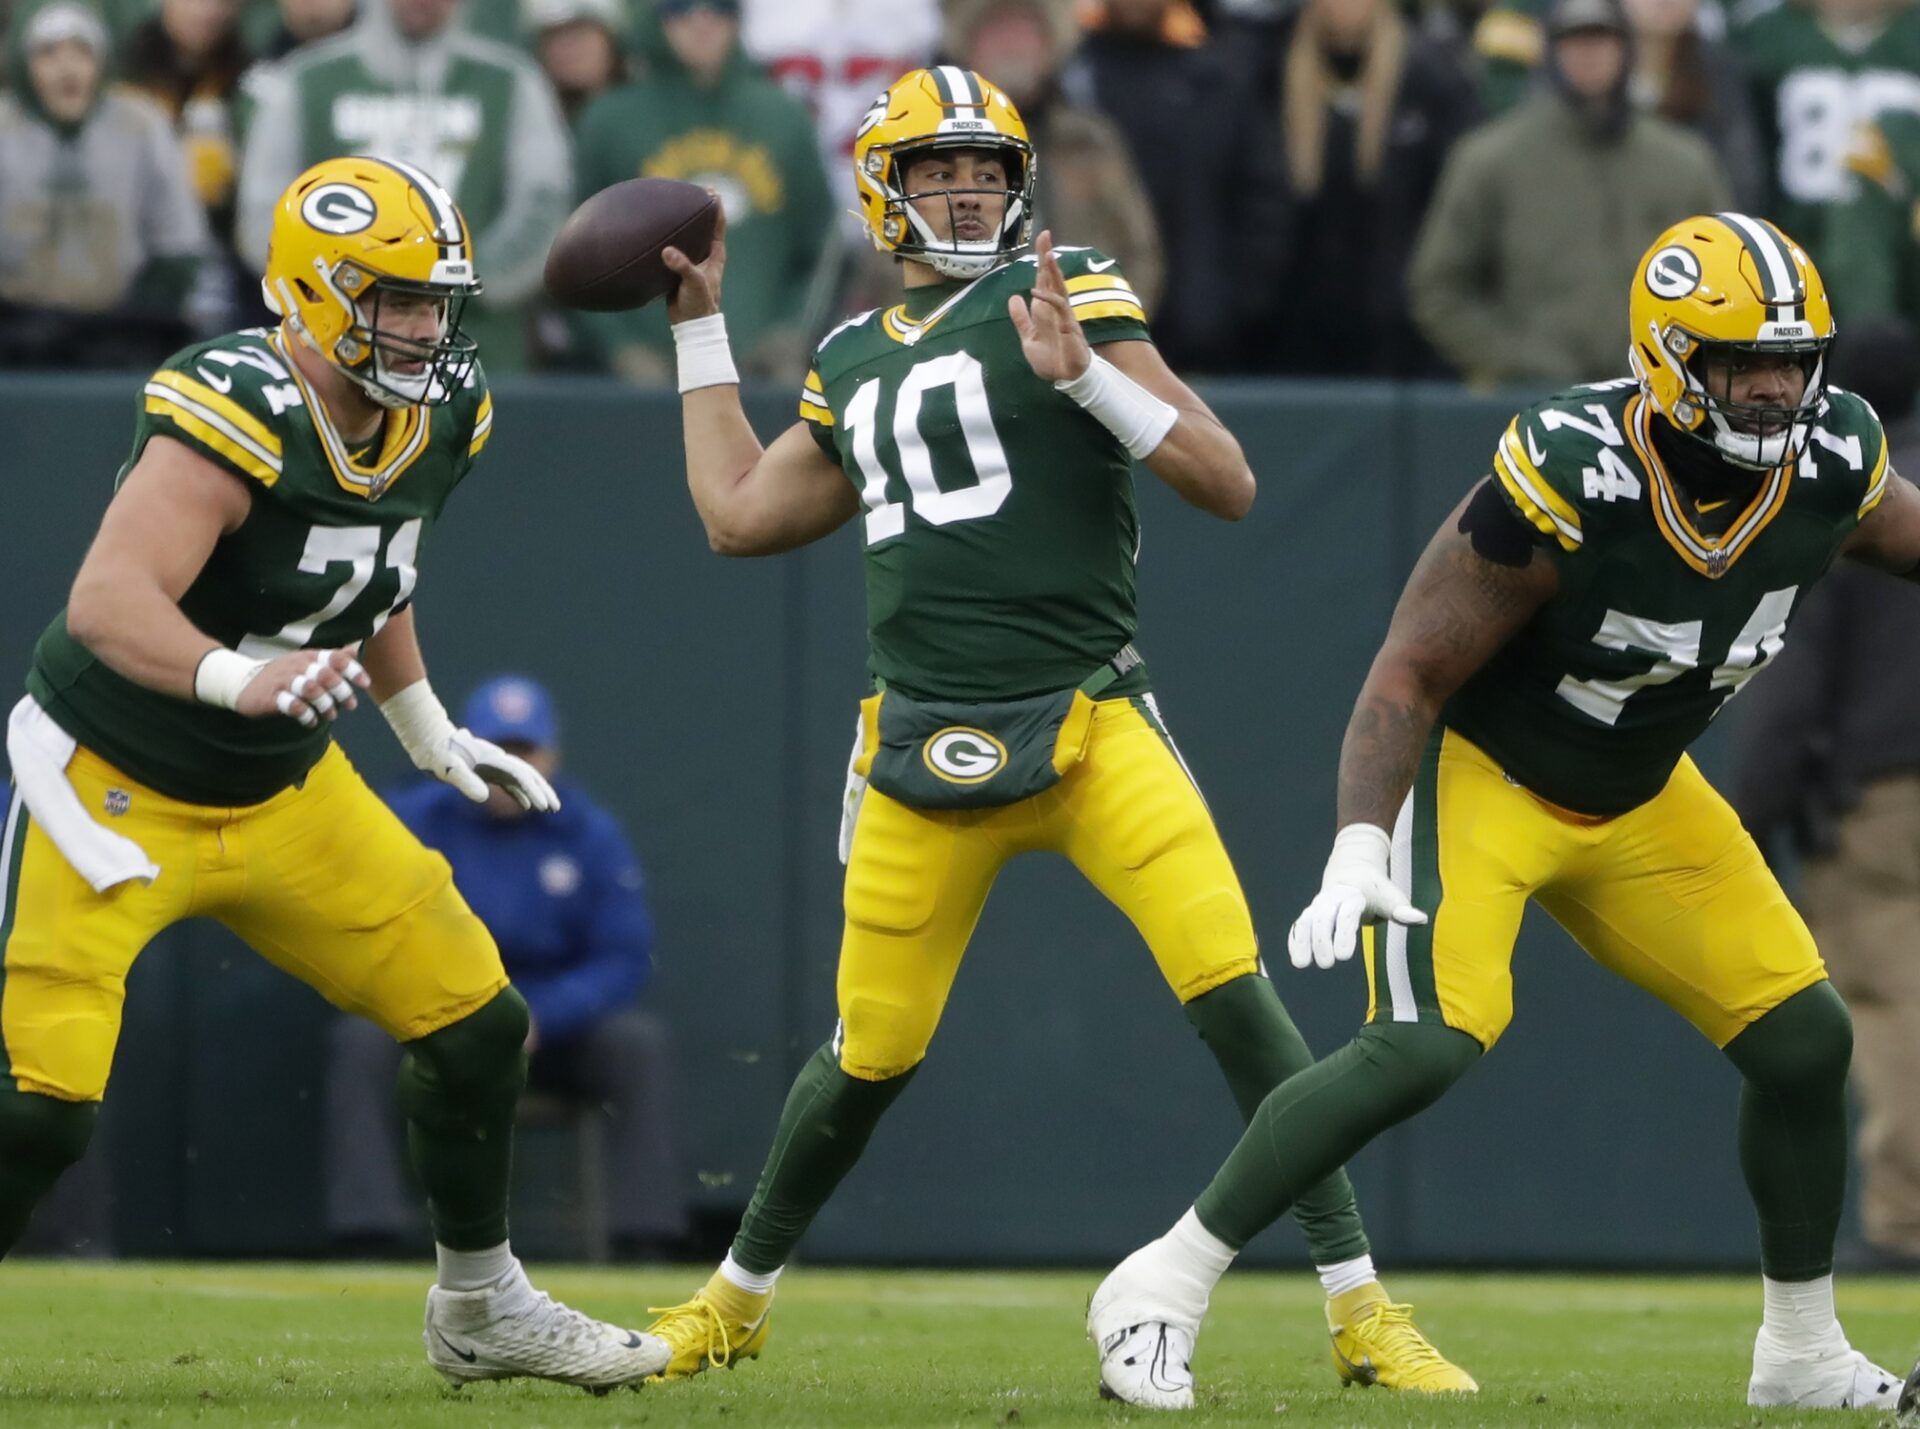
xmin=0 ymin=1089 xmax=98 ymax=1258
xmin=1724 ymin=982 xmax=1853 ymax=1281
xmin=396 ymin=988 xmax=530 ymax=1251
xmin=1183 ymin=974 xmax=1320 ymax=1122
xmin=730 ymin=1041 xmax=918 ymax=1276
xmin=1197 ymin=1019 xmax=1481 ymax=1250
xmin=1185 ymin=973 xmax=1374 ymax=1264
xmin=395 ymin=986 xmax=531 ymax=1137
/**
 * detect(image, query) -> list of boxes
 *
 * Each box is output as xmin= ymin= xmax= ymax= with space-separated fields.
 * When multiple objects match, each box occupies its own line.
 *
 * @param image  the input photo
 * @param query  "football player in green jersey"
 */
xmin=1735 ymin=0 xmax=1920 ymax=260
xmin=2 ymin=156 xmax=670 ymax=1390
xmin=640 ymin=65 xmax=1473 ymax=1404
xmin=1097 ymin=212 xmax=1920 ymax=1409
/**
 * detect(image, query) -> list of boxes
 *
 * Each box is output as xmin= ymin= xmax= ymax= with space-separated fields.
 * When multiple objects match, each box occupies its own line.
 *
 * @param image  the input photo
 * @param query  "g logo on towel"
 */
xmin=923 ymin=727 xmax=1008 ymax=784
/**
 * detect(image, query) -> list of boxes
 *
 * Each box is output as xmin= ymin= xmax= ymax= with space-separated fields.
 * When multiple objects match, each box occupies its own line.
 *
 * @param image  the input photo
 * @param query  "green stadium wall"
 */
xmin=1 ymin=375 xmax=1801 ymax=1268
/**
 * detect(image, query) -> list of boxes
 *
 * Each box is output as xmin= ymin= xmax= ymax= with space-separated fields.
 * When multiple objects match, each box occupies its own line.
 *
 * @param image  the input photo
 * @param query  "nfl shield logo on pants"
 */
xmin=104 ymin=789 xmax=131 ymax=817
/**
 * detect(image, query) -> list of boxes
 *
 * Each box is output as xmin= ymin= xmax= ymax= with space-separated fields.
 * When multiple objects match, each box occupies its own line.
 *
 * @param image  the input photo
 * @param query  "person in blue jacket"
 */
xmin=325 ymin=675 xmax=687 ymax=1257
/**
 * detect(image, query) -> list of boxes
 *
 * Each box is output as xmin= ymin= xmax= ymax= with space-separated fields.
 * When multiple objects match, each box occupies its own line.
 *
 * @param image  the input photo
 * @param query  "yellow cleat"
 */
xmin=1326 ymin=1281 xmax=1478 ymax=1393
xmin=643 ymin=1271 xmax=773 ymax=1381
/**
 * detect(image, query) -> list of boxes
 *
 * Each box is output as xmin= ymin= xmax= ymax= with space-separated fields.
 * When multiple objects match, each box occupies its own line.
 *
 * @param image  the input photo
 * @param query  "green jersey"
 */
xmin=800 ymin=247 xmax=1155 ymax=703
xmin=26 ymin=327 xmax=494 ymax=806
xmin=1448 ymin=377 xmax=1888 ymax=816
xmin=1735 ymin=0 xmax=1920 ymax=256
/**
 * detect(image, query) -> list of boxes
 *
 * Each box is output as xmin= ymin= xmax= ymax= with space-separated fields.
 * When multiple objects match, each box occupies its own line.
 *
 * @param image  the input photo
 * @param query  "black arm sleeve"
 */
xmin=1457 ymin=476 xmax=1549 ymax=567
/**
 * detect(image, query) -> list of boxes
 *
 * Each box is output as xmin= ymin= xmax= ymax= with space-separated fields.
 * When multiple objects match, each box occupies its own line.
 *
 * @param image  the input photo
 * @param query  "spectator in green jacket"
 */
xmin=233 ymin=0 xmax=573 ymax=371
xmin=1408 ymin=0 xmax=1727 ymax=384
xmin=570 ymin=0 xmax=835 ymax=385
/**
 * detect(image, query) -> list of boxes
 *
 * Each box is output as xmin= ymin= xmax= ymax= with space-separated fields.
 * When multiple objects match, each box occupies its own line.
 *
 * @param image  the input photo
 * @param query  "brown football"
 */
xmin=542 ymin=178 xmax=720 ymax=312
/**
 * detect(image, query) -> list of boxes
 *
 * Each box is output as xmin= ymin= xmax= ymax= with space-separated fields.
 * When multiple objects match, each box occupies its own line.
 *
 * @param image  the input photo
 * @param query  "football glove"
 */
xmin=380 ymin=680 xmax=560 ymax=812
xmin=1287 ymin=823 xmax=1426 ymax=970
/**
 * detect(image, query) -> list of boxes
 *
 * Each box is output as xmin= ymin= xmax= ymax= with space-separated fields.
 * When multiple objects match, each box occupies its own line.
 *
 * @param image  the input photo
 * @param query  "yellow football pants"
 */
xmin=0 ymin=741 xmax=507 ymax=1102
xmin=1364 ymin=727 xmax=1826 ymax=1051
xmin=835 ymin=695 xmax=1260 ymax=1080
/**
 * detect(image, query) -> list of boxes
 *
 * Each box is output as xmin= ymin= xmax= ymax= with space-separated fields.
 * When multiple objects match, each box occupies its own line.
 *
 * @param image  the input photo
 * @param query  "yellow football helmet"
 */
xmin=1628 ymin=212 xmax=1835 ymax=471
xmin=262 ymin=156 xmax=482 ymax=410
xmin=852 ymin=66 xmax=1035 ymax=280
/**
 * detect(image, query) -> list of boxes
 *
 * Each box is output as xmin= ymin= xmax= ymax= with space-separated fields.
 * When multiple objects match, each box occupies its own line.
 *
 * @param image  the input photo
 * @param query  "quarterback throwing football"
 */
xmin=1 ymin=157 xmax=668 ymax=1391
xmin=645 ymin=65 xmax=1472 ymax=1402
xmin=1096 ymin=214 xmax=1920 ymax=1410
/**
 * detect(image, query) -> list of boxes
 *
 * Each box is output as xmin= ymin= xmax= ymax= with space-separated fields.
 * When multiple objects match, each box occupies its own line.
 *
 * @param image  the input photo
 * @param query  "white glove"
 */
xmin=1286 ymin=823 xmax=1427 ymax=970
xmin=380 ymin=680 xmax=561 ymax=812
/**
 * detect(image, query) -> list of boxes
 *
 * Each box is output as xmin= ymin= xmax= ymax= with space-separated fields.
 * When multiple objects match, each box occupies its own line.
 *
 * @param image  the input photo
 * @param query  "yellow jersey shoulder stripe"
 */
xmin=799 ymin=369 xmax=834 ymax=424
xmin=144 ymin=392 xmax=280 ymax=486
xmin=1860 ymin=428 xmax=1891 ymax=515
xmin=1065 ymin=272 xmax=1135 ymax=296
xmin=467 ymin=395 xmax=494 ymax=458
xmin=143 ymin=381 xmax=283 ymax=483
xmin=1495 ymin=420 xmax=1581 ymax=546
xmin=1071 ymin=297 xmax=1150 ymax=324
xmin=1493 ymin=451 xmax=1578 ymax=550
xmin=147 ymin=370 xmax=283 ymax=464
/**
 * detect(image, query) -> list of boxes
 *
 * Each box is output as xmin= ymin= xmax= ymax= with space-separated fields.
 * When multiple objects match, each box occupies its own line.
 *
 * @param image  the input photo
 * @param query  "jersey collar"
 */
xmin=270 ymin=328 xmax=433 ymax=501
xmin=883 ymin=263 xmax=1010 ymax=346
xmin=1626 ymin=393 xmax=1793 ymax=579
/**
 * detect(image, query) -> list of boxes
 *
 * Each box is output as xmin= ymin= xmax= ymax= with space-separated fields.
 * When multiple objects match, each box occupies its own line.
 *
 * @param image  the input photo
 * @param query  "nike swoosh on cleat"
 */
xmin=621 ymin=1332 xmax=644 ymax=1348
xmin=435 ymin=1330 xmax=478 ymax=1364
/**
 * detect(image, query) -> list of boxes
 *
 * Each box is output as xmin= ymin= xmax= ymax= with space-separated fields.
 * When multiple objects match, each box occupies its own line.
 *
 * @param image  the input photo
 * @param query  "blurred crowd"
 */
xmin=4 ymin=0 xmax=1920 ymax=382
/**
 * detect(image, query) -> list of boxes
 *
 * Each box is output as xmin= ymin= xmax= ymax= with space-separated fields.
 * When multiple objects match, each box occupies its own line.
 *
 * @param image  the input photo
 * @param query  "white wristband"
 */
xmin=193 ymin=648 xmax=267 ymax=711
xmin=673 ymin=312 xmax=739 ymax=393
xmin=379 ymin=678 xmax=456 ymax=765
xmin=1055 ymin=353 xmax=1179 ymax=460
xmin=1328 ymin=823 xmax=1393 ymax=869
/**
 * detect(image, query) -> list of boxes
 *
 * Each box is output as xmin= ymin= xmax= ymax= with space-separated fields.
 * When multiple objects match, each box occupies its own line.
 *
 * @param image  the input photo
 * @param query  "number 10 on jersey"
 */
xmin=845 ymin=352 xmax=1014 ymax=544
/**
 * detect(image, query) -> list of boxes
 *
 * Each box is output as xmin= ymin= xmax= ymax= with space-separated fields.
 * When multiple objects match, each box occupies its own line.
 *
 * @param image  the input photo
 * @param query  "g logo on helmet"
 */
xmin=1645 ymin=244 xmax=1702 ymax=300
xmin=301 ymin=182 xmax=378 ymax=235
xmin=923 ymin=726 xmax=1008 ymax=784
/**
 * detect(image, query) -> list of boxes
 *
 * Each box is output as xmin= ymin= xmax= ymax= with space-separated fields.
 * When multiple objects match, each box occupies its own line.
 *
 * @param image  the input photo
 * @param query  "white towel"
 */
xmin=837 ymin=711 xmax=867 ymax=866
xmin=5 ymin=696 xmax=159 ymax=893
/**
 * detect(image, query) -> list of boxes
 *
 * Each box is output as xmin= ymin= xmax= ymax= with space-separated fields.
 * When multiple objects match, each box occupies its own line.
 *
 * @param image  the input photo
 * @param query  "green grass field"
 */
xmin=1 ymin=1262 xmax=1917 ymax=1427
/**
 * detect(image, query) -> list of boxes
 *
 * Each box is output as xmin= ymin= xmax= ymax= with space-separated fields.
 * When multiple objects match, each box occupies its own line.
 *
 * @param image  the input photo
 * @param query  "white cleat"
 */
xmin=424 ymin=1261 xmax=670 ymax=1393
xmin=1087 ymin=1254 xmax=1200 ymax=1410
xmin=1749 ymin=1332 xmax=1901 ymax=1410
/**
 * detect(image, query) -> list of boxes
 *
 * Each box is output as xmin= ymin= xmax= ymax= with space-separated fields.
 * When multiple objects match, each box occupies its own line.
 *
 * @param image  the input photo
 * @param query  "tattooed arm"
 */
xmin=1337 ymin=480 xmax=1561 ymax=827
xmin=1289 ymin=480 xmax=1558 ymax=969
xmin=1290 ymin=479 xmax=1559 ymax=970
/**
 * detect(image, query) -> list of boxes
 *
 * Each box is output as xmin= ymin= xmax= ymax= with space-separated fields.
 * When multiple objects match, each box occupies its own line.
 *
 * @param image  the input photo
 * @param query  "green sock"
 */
xmin=396 ymin=988 xmax=529 ymax=1251
xmin=0 ymin=1088 xmax=96 ymax=1258
xmin=1195 ymin=1021 xmax=1480 ymax=1249
xmin=1184 ymin=974 xmax=1371 ymax=1263
xmin=730 ymin=1042 xmax=915 ymax=1275
xmin=1723 ymin=982 xmax=1853 ymax=1281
